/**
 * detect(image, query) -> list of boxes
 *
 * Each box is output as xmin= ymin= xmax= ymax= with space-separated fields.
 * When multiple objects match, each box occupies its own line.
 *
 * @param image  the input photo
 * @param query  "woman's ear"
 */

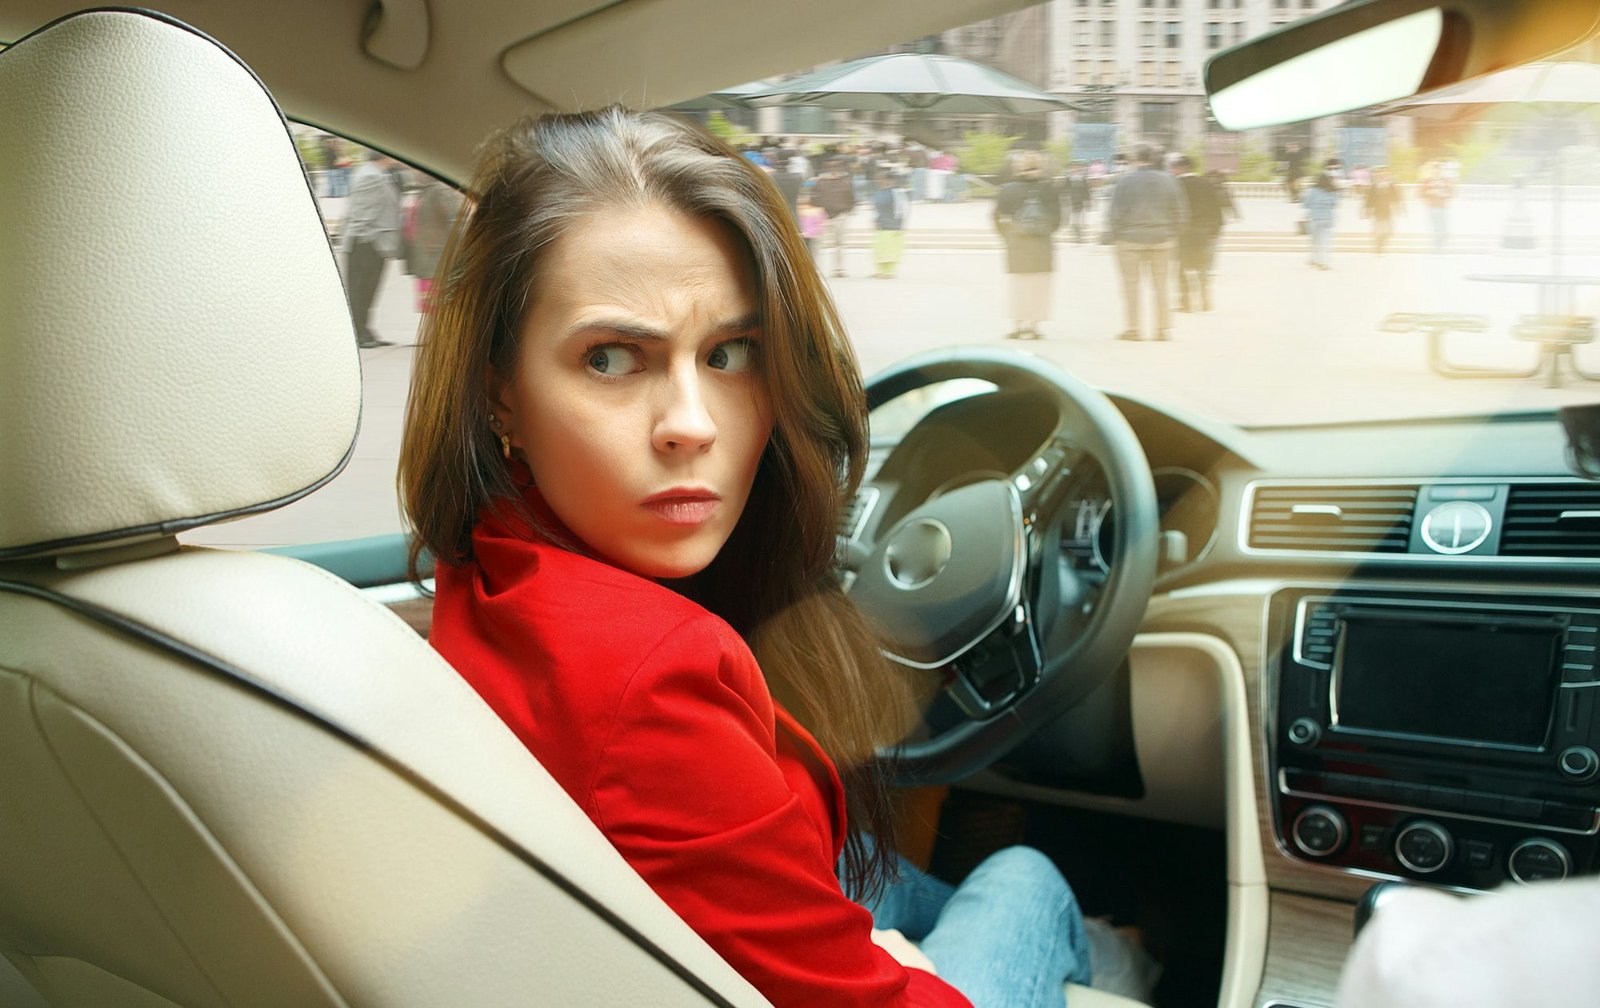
xmin=485 ymin=364 xmax=518 ymax=432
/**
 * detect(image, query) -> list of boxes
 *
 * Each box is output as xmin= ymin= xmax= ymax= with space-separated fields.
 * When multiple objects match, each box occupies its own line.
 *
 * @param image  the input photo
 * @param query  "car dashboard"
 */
xmin=865 ymin=390 xmax=1600 ymax=1008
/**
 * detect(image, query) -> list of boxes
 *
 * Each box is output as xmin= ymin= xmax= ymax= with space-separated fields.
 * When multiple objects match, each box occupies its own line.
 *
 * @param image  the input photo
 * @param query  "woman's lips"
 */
xmin=642 ymin=496 xmax=720 ymax=526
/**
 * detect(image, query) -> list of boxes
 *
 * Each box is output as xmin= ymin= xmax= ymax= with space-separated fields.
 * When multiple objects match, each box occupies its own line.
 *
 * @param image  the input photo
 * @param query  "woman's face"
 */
xmin=495 ymin=202 xmax=774 ymax=581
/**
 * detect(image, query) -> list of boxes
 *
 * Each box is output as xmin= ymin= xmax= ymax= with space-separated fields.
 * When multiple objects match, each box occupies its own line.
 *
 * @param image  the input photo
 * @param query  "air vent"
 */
xmin=839 ymin=486 xmax=879 ymax=540
xmin=1501 ymin=483 xmax=1600 ymax=558
xmin=1249 ymin=484 xmax=1417 ymax=553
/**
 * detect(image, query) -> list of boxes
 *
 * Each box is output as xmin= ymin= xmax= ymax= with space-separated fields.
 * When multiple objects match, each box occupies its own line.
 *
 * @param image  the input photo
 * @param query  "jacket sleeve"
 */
xmin=588 ymin=617 xmax=971 ymax=1008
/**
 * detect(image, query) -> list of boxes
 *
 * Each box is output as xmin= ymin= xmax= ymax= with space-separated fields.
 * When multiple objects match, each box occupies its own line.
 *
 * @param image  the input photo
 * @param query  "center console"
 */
xmin=1269 ymin=587 xmax=1600 ymax=891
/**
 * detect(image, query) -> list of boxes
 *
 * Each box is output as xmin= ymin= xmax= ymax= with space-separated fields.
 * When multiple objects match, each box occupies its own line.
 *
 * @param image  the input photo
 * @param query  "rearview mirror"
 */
xmin=1205 ymin=0 xmax=1600 ymax=130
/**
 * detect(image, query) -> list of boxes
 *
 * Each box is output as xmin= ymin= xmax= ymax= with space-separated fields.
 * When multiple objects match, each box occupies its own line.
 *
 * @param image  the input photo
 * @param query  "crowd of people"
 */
xmin=319 ymin=126 xmax=1469 ymax=350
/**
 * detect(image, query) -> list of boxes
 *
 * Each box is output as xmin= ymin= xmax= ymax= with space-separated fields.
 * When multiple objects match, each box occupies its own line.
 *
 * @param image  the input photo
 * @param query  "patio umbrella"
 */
xmin=668 ymin=78 xmax=783 ymax=112
xmin=743 ymin=52 xmax=1075 ymax=115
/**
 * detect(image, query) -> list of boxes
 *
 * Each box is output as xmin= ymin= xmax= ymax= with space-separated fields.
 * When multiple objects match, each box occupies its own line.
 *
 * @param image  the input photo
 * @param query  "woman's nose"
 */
xmin=652 ymin=366 xmax=717 ymax=454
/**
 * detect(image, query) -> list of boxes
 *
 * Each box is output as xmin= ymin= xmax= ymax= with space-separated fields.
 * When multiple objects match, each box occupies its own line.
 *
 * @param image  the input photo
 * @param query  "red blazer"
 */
xmin=430 ymin=496 xmax=970 ymax=1008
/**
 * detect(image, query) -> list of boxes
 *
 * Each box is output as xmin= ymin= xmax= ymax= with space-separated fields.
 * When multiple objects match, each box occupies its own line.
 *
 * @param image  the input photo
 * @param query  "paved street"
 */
xmin=188 ymin=187 xmax=1600 ymax=549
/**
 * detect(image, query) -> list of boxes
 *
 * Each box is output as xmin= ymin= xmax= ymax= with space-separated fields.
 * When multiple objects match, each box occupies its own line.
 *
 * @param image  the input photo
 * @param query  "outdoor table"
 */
xmin=1462 ymin=273 xmax=1600 ymax=388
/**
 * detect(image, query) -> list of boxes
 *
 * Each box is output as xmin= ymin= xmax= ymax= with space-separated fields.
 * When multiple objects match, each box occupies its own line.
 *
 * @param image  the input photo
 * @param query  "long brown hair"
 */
xmin=398 ymin=107 xmax=909 ymax=897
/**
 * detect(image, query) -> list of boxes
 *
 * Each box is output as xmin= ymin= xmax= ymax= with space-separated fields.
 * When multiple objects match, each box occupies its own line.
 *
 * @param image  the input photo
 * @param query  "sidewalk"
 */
xmin=826 ymin=186 xmax=1600 ymax=255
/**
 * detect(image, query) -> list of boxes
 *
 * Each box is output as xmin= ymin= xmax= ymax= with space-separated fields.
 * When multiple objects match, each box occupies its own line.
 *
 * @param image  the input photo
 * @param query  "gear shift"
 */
xmin=1353 ymin=881 xmax=1412 ymax=937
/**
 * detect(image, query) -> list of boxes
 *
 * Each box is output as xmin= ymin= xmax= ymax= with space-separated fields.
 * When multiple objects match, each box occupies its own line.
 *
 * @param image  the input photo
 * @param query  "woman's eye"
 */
xmin=708 ymin=338 xmax=756 ymax=373
xmin=585 ymin=344 xmax=643 ymax=377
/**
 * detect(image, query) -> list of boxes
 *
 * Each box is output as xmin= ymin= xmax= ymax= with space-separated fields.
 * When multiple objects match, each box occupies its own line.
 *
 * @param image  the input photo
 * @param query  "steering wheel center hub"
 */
xmin=885 ymin=518 xmax=953 ymax=589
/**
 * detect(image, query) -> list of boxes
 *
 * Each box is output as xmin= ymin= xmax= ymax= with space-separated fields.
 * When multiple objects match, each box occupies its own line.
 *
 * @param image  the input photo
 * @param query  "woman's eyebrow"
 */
xmin=565 ymin=313 xmax=760 ymax=342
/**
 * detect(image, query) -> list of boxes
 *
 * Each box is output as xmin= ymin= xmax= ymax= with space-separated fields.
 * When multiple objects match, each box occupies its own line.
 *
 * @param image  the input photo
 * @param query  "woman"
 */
xmin=1302 ymin=171 xmax=1341 ymax=270
xmin=993 ymin=151 xmax=1061 ymax=340
xmin=398 ymin=107 xmax=1091 ymax=1007
xmin=871 ymin=169 xmax=906 ymax=278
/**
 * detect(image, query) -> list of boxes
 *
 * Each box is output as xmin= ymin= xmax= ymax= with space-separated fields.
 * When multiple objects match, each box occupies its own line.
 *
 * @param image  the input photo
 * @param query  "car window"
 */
xmin=189 ymin=1 xmax=1600 ymax=550
xmin=182 ymin=128 xmax=460 ymax=550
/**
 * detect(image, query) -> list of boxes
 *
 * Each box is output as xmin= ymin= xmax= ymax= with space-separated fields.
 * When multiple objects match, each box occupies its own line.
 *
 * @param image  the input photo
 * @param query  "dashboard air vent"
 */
xmin=1501 ymin=483 xmax=1600 ymax=558
xmin=1249 ymin=484 xmax=1417 ymax=553
xmin=839 ymin=487 xmax=879 ymax=540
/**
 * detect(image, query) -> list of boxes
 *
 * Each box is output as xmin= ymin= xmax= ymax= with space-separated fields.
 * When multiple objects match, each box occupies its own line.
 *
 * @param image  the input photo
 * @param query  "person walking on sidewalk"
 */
xmin=1419 ymin=161 xmax=1456 ymax=254
xmin=993 ymin=150 xmax=1062 ymax=340
xmin=341 ymin=149 xmax=404 ymax=347
xmin=813 ymin=157 xmax=856 ymax=278
xmin=1363 ymin=165 xmax=1403 ymax=254
xmin=1108 ymin=145 xmax=1186 ymax=342
xmin=870 ymin=172 xmax=906 ymax=278
xmin=1302 ymin=171 xmax=1341 ymax=270
xmin=1171 ymin=155 xmax=1221 ymax=313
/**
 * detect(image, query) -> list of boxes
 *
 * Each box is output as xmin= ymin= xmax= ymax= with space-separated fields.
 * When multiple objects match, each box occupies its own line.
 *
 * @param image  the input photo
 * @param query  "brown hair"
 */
xmin=398 ymin=107 xmax=909 ymax=896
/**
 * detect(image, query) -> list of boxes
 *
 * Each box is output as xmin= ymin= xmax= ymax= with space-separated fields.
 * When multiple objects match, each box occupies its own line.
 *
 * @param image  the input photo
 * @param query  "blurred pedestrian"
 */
xmin=770 ymin=154 xmax=804 ymax=218
xmin=1065 ymin=162 xmax=1092 ymax=242
xmin=870 ymin=172 xmax=906 ymax=278
xmin=1282 ymin=141 xmax=1306 ymax=202
xmin=812 ymin=157 xmax=856 ymax=278
xmin=993 ymin=150 xmax=1061 ymax=340
xmin=1108 ymin=145 xmax=1186 ymax=342
xmin=405 ymin=176 xmax=464 ymax=314
xmin=1170 ymin=155 xmax=1221 ymax=313
xmin=341 ymin=149 xmax=403 ymax=347
xmin=1302 ymin=171 xmax=1341 ymax=270
xmin=1363 ymin=165 xmax=1403 ymax=254
xmin=1420 ymin=160 xmax=1456 ymax=254
xmin=797 ymin=191 xmax=827 ymax=259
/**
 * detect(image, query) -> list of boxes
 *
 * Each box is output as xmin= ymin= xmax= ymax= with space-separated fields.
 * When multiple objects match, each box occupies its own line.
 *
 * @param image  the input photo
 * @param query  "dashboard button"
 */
xmin=1291 ymin=805 xmax=1347 ymax=858
xmin=1395 ymin=821 xmax=1452 ymax=874
xmin=1462 ymin=839 xmax=1495 ymax=870
xmin=1359 ymin=824 xmax=1391 ymax=853
xmin=1500 ymin=797 xmax=1545 ymax=821
xmin=1558 ymin=746 xmax=1599 ymax=783
xmin=1508 ymin=838 xmax=1571 ymax=884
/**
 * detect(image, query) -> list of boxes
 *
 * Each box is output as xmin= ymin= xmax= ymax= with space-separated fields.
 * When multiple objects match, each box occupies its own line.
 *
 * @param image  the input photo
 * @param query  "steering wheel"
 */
xmin=847 ymin=346 xmax=1158 ymax=785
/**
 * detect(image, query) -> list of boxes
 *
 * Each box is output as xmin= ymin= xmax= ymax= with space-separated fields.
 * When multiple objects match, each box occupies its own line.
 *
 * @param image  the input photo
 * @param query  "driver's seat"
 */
xmin=0 ymin=10 xmax=1145 ymax=1008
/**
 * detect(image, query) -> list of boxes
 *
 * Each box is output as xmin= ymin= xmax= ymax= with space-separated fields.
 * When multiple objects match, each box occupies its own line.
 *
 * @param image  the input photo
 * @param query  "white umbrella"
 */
xmin=744 ymin=52 xmax=1074 ymax=115
xmin=669 ymin=78 xmax=784 ymax=112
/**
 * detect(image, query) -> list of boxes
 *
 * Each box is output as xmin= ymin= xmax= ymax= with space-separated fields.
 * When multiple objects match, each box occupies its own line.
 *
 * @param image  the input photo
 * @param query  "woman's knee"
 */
xmin=971 ymin=846 xmax=1074 ymax=902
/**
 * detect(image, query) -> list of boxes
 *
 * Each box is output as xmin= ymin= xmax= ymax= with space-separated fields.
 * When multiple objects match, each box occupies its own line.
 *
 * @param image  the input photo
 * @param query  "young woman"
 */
xmin=398 ymin=107 xmax=1092 ymax=1007
xmin=1302 ymin=171 xmax=1341 ymax=271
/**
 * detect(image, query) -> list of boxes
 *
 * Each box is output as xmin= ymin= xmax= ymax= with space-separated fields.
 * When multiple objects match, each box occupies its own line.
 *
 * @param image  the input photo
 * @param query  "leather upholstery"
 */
xmin=0 ymin=9 xmax=359 ymax=560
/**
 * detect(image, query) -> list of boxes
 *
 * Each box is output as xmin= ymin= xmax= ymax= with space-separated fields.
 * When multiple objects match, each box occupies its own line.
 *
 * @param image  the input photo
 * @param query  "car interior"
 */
xmin=2 ymin=2 xmax=1598 ymax=1007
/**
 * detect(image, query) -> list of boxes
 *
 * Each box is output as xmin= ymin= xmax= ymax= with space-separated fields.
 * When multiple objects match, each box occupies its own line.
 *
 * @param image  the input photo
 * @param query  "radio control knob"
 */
xmin=1394 ymin=820 xmax=1453 ymax=874
xmin=1291 ymin=804 xmax=1347 ymax=858
xmin=1287 ymin=717 xmax=1321 ymax=748
xmin=1508 ymin=838 xmax=1571 ymax=884
xmin=1558 ymin=746 xmax=1599 ymax=783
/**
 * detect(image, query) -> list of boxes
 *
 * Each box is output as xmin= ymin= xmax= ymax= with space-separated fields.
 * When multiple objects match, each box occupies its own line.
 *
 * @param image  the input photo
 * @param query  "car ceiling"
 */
xmin=0 ymin=0 xmax=1034 ymax=183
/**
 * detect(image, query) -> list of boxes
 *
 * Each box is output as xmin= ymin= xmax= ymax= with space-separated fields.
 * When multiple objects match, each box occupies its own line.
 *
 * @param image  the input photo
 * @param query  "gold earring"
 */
xmin=500 ymin=433 xmax=512 ymax=460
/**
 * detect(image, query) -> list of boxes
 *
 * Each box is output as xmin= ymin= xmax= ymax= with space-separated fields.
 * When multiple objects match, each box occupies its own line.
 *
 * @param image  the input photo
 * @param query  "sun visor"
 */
xmin=501 ymin=0 xmax=1040 ymax=111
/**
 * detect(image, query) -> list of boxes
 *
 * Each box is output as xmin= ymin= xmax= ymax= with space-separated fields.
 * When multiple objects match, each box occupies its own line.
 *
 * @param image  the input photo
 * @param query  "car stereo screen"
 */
xmin=1333 ymin=616 xmax=1559 ymax=748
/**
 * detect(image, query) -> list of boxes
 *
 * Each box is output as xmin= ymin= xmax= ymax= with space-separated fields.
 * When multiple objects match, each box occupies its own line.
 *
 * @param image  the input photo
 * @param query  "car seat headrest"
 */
xmin=0 ymin=8 xmax=362 ymax=561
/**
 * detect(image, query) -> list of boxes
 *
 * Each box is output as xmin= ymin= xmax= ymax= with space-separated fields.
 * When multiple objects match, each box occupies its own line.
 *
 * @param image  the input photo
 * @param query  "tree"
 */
xmin=955 ymin=131 xmax=1020 ymax=177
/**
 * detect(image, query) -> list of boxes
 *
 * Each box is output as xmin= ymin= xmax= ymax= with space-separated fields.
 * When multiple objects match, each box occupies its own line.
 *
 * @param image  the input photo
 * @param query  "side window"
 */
xmin=181 ymin=127 xmax=463 ymax=550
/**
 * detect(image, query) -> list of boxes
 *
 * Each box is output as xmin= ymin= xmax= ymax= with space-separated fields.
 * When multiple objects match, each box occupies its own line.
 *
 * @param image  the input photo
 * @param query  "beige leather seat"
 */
xmin=0 ymin=10 xmax=1146 ymax=1007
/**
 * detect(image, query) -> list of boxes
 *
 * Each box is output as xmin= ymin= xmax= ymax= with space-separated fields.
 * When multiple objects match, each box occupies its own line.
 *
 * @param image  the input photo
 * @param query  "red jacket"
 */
xmin=430 ymin=496 xmax=970 ymax=1008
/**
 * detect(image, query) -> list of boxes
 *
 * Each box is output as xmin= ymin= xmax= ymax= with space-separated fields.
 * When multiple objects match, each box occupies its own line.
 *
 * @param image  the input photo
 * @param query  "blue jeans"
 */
xmin=1309 ymin=220 xmax=1333 ymax=267
xmin=851 ymin=845 xmax=1092 ymax=1007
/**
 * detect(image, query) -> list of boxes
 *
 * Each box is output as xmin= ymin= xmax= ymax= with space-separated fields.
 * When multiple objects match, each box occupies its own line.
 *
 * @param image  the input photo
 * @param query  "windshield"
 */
xmin=670 ymin=0 xmax=1600 ymax=428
